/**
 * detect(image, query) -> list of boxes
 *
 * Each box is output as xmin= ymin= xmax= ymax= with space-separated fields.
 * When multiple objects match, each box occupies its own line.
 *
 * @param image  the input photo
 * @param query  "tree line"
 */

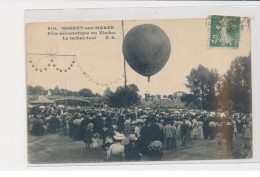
xmin=27 ymin=85 xmax=101 ymax=98
xmin=182 ymin=54 xmax=251 ymax=114
xmin=27 ymin=84 xmax=141 ymax=107
xmin=103 ymin=84 xmax=141 ymax=107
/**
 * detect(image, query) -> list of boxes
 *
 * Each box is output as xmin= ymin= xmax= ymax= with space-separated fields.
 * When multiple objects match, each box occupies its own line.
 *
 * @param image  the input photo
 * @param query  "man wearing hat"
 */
xmin=93 ymin=114 xmax=104 ymax=134
xmin=117 ymin=115 xmax=125 ymax=133
xmin=147 ymin=140 xmax=163 ymax=161
xmin=124 ymin=134 xmax=141 ymax=161
xmin=140 ymin=120 xmax=152 ymax=154
xmin=163 ymin=120 xmax=175 ymax=150
xmin=223 ymin=120 xmax=234 ymax=151
xmin=208 ymin=117 xmax=217 ymax=140
xmin=150 ymin=116 xmax=164 ymax=143
xmin=181 ymin=119 xmax=189 ymax=146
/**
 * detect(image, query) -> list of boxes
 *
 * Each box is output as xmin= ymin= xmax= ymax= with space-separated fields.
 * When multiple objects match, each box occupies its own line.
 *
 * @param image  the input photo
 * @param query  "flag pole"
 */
xmin=122 ymin=20 xmax=127 ymax=88
xmin=122 ymin=20 xmax=127 ymax=108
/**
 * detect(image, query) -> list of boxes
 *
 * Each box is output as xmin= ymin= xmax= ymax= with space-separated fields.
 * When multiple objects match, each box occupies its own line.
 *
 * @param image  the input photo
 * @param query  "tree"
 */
xmin=78 ymin=88 xmax=93 ymax=97
xmin=50 ymin=86 xmax=61 ymax=95
xmin=186 ymin=65 xmax=220 ymax=110
xmin=168 ymin=94 xmax=174 ymax=100
xmin=106 ymin=84 xmax=141 ymax=107
xmin=103 ymin=87 xmax=113 ymax=104
xmin=219 ymin=54 xmax=251 ymax=113
xmin=66 ymin=90 xmax=80 ymax=97
xmin=60 ymin=89 xmax=68 ymax=96
xmin=181 ymin=94 xmax=196 ymax=107
xmin=27 ymin=85 xmax=47 ymax=95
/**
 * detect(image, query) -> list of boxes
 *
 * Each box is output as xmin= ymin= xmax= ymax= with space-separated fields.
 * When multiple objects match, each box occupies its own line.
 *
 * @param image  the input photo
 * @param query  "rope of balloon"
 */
xmin=28 ymin=55 xmax=124 ymax=87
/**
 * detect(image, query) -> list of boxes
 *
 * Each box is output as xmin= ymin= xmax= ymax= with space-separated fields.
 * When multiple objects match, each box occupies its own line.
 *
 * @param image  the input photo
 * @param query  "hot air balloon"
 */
xmin=123 ymin=24 xmax=171 ymax=82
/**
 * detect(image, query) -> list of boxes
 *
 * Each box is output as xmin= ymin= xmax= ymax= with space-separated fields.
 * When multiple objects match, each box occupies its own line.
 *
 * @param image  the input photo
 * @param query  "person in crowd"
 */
xmin=140 ymin=120 xmax=152 ymax=154
xmin=134 ymin=122 xmax=141 ymax=138
xmin=150 ymin=117 xmax=164 ymax=142
xmin=223 ymin=120 xmax=234 ymax=151
xmin=105 ymin=116 xmax=113 ymax=130
xmin=84 ymin=122 xmax=94 ymax=149
xmin=117 ymin=115 xmax=125 ymax=133
xmin=237 ymin=119 xmax=243 ymax=134
xmin=61 ymin=117 xmax=67 ymax=136
xmin=80 ymin=116 xmax=89 ymax=140
xmin=208 ymin=119 xmax=217 ymax=140
xmin=186 ymin=119 xmax=193 ymax=145
xmin=171 ymin=121 xmax=177 ymax=149
xmin=147 ymin=140 xmax=163 ymax=161
xmin=240 ymin=143 xmax=252 ymax=159
xmin=62 ymin=116 xmax=69 ymax=136
xmin=31 ymin=117 xmax=44 ymax=136
xmin=124 ymin=134 xmax=141 ymax=161
xmin=43 ymin=123 xmax=48 ymax=135
xmin=93 ymin=114 xmax=104 ymax=134
xmin=163 ymin=120 xmax=175 ymax=150
xmin=216 ymin=122 xmax=223 ymax=149
xmin=244 ymin=121 xmax=252 ymax=139
xmin=68 ymin=116 xmax=75 ymax=139
xmin=203 ymin=116 xmax=209 ymax=139
xmin=157 ymin=119 xmax=164 ymax=132
xmin=91 ymin=132 xmax=100 ymax=150
xmin=176 ymin=120 xmax=182 ymax=141
xmin=124 ymin=117 xmax=131 ymax=137
xmin=102 ymin=130 xmax=114 ymax=161
xmin=181 ymin=120 xmax=189 ymax=146
xmin=231 ymin=119 xmax=237 ymax=138
xmin=197 ymin=120 xmax=204 ymax=140
xmin=192 ymin=118 xmax=199 ymax=140
xmin=101 ymin=125 xmax=111 ymax=146
xmin=72 ymin=115 xmax=83 ymax=140
xmin=49 ymin=115 xmax=61 ymax=133
xmin=106 ymin=133 xmax=126 ymax=161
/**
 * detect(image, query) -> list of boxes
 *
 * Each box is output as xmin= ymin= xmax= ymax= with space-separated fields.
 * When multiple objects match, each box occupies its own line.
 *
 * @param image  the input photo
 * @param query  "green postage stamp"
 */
xmin=210 ymin=15 xmax=240 ymax=48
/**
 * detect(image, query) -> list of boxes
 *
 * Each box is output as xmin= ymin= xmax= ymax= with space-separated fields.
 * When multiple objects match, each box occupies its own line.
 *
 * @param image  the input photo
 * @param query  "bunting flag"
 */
xmin=51 ymin=56 xmax=77 ymax=73
xmin=28 ymin=57 xmax=51 ymax=72
xmin=27 ymin=52 xmax=123 ymax=87
xmin=77 ymin=59 xmax=123 ymax=86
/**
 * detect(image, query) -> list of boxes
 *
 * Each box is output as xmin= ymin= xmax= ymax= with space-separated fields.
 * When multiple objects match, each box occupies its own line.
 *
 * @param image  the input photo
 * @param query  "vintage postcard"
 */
xmin=26 ymin=16 xmax=252 ymax=164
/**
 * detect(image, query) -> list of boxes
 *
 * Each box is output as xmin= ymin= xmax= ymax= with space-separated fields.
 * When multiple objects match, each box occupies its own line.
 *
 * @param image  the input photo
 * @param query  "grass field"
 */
xmin=28 ymin=132 xmax=251 ymax=164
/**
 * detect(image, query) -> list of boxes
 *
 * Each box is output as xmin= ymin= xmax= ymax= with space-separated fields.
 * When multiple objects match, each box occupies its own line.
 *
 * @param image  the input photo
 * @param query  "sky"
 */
xmin=26 ymin=18 xmax=251 ymax=96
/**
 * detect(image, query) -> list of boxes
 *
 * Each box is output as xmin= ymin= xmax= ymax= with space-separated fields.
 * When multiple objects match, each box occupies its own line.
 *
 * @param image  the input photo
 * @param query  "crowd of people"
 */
xmin=28 ymin=104 xmax=252 ymax=161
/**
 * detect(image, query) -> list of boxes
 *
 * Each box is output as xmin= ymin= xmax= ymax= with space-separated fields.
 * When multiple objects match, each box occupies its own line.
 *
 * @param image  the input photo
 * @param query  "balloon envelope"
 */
xmin=123 ymin=24 xmax=171 ymax=77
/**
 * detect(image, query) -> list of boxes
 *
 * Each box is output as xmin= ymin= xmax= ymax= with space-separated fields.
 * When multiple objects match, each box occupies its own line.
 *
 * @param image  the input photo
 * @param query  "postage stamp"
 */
xmin=209 ymin=15 xmax=240 ymax=48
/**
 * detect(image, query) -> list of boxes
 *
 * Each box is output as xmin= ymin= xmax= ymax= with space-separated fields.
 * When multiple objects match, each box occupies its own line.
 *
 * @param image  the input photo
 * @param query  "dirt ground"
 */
xmin=28 ymin=133 xmax=251 ymax=164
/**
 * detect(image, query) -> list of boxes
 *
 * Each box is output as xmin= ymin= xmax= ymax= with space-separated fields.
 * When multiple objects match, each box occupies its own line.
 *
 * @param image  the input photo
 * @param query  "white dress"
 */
xmin=232 ymin=120 xmax=237 ymax=135
xmin=197 ymin=121 xmax=204 ymax=140
xmin=244 ymin=124 xmax=252 ymax=139
xmin=192 ymin=125 xmax=199 ymax=139
xmin=192 ymin=120 xmax=198 ymax=139
xmin=91 ymin=138 xmax=100 ymax=149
